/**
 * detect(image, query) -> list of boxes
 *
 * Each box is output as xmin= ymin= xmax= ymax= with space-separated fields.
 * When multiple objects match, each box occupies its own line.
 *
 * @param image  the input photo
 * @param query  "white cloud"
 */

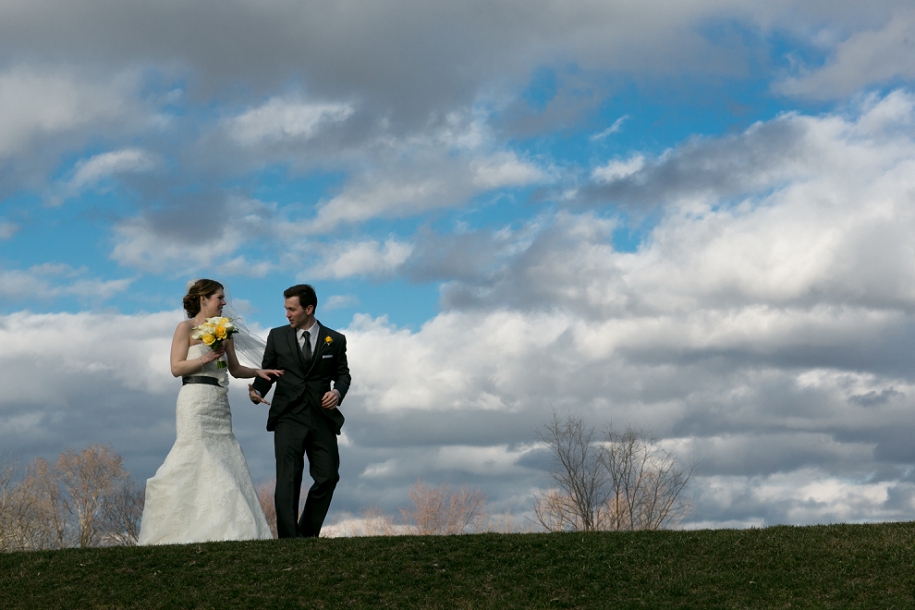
xmin=0 ymin=310 xmax=276 ymax=490
xmin=471 ymin=151 xmax=548 ymax=189
xmin=545 ymin=91 xmax=915 ymax=319
xmin=695 ymin=469 xmax=912 ymax=525
xmin=225 ymin=97 xmax=354 ymax=146
xmin=0 ymin=310 xmax=174 ymax=402
xmin=360 ymin=444 xmax=537 ymax=479
xmin=432 ymin=444 xmax=541 ymax=476
xmin=590 ymin=115 xmax=629 ymax=141
xmin=321 ymin=514 xmax=413 ymax=537
xmin=69 ymin=148 xmax=158 ymax=189
xmin=591 ymin=154 xmax=645 ymax=183
xmin=336 ymin=292 xmax=915 ymax=526
xmin=217 ymin=256 xmax=275 ymax=278
xmin=324 ymin=294 xmax=360 ymax=310
xmin=305 ymin=239 xmax=414 ymax=279
xmin=0 ymin=264 xmax=132 ymax=303
xmin=309 ymin=177 xmax=450 ymax=230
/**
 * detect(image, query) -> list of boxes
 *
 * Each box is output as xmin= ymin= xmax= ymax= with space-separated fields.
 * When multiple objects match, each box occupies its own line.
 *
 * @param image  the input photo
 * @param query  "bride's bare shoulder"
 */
xmin=174 ymin=320 xmax=196 ymax=336
xmin=175 ymin=320 xmax=206 ymax=347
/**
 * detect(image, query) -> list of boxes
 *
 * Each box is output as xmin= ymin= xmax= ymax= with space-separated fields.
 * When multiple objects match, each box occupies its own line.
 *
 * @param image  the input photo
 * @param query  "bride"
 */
xmin=138 ymin=279 xmax=282 ymax=545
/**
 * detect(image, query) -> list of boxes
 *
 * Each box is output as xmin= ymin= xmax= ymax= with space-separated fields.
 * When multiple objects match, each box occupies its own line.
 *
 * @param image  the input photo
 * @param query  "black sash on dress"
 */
xmin=182 ymin=376 xmax=220 ymax=386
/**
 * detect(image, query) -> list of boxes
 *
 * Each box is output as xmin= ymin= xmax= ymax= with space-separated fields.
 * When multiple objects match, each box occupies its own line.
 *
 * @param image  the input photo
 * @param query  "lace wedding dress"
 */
xmin=138 ymin=344 xmax=273 ymax=545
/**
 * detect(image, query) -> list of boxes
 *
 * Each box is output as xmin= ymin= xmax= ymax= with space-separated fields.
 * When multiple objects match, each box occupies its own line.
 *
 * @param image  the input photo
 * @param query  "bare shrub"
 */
xmin=361 ymin=506 xmax=397 ymax=537
xmin=484 ymin=509 xmax=528 ymax=533
xmin=532 ymin=487 xmax=581 ymax=532
xmin=534 ymin=412 xmax=694 ymax=532
xmin=256 ymin=479 xmax=278 ymax=539
xmin=401 ymin=480 xmax=487 ymax=535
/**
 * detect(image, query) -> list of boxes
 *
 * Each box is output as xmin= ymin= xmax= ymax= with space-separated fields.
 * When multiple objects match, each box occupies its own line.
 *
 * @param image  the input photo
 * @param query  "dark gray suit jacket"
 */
xmin=252 ymin=322 xmax=351 ymax=434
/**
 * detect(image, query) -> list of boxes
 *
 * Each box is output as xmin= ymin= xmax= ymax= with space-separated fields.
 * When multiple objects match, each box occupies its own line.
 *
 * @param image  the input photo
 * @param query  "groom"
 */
xmin=249 ymin=284 xmax=351 ymax=538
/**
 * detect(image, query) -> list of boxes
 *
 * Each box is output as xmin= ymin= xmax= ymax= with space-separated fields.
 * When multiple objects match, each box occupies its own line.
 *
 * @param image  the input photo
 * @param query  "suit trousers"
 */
xmin=273 ymin=404 xmax=340 ymax=538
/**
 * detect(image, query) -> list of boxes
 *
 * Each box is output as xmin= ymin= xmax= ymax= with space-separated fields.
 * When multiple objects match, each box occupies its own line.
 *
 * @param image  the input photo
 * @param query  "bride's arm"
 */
xmin=225 ymin=338 xmax=282 ymax=381
xmin=169 ymin=322 xmax=223 ymax=377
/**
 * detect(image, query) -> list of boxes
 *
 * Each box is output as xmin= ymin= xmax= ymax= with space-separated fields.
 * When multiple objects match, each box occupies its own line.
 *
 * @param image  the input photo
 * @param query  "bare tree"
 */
xmin=20 ymin=457 xmax=72 ymax=549
xmin=534 ymin=412 xmax=614 ymax=531
xmin=534 ymin=412 xmax=694 ymax=532
xmin=103 ymin=477 xmax=145 ymax=546
xmin=401 ymin=480 xmax=487 ymax=535
xmin=0 ymin=457 xmax=34 ymax=552
xmin=56 ymin=444 xmax=134 ymax=547
xmin=602 ymin=427 xmax=693 ymax=531
xmin=0 ymin=446 xmax=147 ymax=550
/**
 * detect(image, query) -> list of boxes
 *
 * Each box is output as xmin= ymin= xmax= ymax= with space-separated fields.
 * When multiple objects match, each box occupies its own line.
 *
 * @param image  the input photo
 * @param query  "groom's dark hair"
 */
xmin=284 ymin=284 xmax=317 ymax=309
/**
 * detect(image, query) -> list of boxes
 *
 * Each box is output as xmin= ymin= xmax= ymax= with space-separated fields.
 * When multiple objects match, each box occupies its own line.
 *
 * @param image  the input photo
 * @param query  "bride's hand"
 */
xmin=204 ymin=345 xmax=226 ymax=363
xmin=256 ymin=368 xmax=283 ymax=380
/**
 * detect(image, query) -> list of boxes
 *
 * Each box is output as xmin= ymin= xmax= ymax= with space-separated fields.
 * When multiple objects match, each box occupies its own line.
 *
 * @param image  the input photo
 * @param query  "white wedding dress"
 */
xmin=138 ymin=344 xmax=273 ymax=545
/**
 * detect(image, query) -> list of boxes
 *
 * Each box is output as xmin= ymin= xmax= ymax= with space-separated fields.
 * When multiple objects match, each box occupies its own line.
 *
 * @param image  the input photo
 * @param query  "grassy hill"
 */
xmin=2 ymin=522 xmax=914 ymax=609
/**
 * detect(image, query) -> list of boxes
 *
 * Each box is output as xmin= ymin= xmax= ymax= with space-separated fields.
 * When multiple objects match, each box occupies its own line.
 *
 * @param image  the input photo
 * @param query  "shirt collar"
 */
xmin=298 ymin=322 xmax=319 ymax=340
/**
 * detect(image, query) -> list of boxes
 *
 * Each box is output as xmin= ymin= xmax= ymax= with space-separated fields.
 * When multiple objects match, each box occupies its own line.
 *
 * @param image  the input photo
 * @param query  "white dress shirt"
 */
xmin=298 ymin=324 xmax=319 ymax=356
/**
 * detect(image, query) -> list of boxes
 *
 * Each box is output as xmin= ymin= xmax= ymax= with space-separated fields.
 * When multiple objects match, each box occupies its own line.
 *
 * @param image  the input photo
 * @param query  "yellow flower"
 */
xmin=215 ymin=325 xmax=228 ymax=340
xmin=201 ymin=333 xmax=216 ymax=346
xmin=324 ymin=336 xmax=333 ymax=346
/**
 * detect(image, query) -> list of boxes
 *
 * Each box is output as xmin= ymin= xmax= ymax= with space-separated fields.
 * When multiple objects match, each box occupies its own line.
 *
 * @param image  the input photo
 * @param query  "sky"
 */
xmin=2 ymin=0 xmax=915 ymax=532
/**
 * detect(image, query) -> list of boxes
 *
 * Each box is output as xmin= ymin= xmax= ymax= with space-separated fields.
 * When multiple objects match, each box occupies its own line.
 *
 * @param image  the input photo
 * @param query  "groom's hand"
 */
xmin=321 ymin=389 xmax=341 ymax=409
xmin=248 ymin=384 xmax=270 ymax=406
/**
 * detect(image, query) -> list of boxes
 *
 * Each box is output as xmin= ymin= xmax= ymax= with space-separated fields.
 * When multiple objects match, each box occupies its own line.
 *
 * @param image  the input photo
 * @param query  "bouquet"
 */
xmin=191 ymin=317 xmax=238 ymax=369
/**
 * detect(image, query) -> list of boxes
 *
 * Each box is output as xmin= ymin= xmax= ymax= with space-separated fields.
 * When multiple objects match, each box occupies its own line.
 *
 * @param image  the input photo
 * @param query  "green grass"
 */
xmin=2 ymin=523 xmax=915 ymax=609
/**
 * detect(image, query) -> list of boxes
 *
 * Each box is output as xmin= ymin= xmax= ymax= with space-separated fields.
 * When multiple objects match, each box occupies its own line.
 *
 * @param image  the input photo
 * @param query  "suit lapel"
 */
xmin=283 ymin=326 xmax=306 ymax=369
xmin=312 ymin=323 xmax=327 ymax=365
xmin=305 ymin=323 xmax=325 ymax=375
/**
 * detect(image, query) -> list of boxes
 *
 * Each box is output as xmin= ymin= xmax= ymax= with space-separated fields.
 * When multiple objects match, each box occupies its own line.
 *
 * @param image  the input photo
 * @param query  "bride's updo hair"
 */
xmin=183 ymin=279 xmax=224 ymax=318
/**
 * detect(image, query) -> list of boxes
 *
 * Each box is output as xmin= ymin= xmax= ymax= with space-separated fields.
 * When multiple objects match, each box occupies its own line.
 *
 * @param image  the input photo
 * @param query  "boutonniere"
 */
xmin=324 ymin=336 xmax=333 ymax=346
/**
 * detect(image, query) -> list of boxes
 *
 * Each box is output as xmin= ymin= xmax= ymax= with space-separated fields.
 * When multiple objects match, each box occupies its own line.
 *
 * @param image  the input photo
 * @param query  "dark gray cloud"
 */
xmin=403 ymin=226 xmax=526 ymax=283
xmin=581 ymin=116 xmax=810 ymax=208
xmin=849 ymin=387 xmax=904 ymax=408
xmin=0 ymin=0 xmax=751 ymax=123
xmin=776 ymin=6 xmax=915 ymax=98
